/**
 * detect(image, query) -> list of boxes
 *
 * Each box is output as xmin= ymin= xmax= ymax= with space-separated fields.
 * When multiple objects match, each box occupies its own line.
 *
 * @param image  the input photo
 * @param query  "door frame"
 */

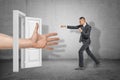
xmin=13 ymin=10 xmax=26 ymax=72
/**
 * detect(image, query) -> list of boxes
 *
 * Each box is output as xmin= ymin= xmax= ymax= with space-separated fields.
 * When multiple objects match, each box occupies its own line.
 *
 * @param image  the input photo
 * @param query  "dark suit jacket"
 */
xmin=67 ymin=23 xmax=91 ymax=44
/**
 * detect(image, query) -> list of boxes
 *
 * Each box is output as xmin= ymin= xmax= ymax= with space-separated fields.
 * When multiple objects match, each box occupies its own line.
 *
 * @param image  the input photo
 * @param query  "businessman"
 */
xmin=61 ymin=17 xmax=100 ymax=70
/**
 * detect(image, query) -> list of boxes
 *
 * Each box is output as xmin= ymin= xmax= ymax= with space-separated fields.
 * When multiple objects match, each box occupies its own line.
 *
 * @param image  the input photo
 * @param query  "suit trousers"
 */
xmin=78 ymin=41 xmax=99 ymax=67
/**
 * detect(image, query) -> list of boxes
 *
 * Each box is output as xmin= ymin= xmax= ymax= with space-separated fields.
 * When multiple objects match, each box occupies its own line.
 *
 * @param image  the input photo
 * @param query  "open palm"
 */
xmin=30 ymin=23 xmax=59 ymax=50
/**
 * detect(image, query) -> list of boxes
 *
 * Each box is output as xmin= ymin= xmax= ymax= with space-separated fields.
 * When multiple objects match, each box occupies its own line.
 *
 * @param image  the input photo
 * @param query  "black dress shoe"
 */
xmin=94 ymin=62 xmax=101 ymax=67
xmin=75 ymin=67 xmax=85 ymax=70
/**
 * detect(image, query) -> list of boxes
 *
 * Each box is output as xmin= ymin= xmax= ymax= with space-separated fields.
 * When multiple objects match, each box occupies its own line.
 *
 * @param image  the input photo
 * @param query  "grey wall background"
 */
xmin=0 ymin=0 xmax=120 ymax=60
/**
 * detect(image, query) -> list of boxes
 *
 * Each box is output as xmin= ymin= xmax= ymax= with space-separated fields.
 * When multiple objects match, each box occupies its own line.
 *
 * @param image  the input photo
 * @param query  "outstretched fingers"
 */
xmin=43 ymin=32 xmax=60 ymax=50
xmin=47 ymin=37 xmax=59 ymax=42
xmin=47 ymin=42 xmax=58 ymax=46
xmin=45 ymin=47 xmax=54 ymax=50
xmin=45 ymin=32 xmax=58 ymax=37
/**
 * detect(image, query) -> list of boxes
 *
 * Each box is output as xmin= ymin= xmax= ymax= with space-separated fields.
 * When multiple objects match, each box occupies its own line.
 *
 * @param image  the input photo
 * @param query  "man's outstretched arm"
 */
xmin=61 ymin=25 xmax=81 ymax=29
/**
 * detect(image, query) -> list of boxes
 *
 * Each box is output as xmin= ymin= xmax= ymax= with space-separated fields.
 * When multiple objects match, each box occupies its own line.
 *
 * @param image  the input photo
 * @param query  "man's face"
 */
xmin=79 ymin=19 xmax=85 ymax=25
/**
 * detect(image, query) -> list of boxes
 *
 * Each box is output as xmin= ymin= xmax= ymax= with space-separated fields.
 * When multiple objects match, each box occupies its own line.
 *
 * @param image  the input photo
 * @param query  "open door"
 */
xmin=23 ymin=17 xmax=42 ymax=68
xmin=13 ymin=10 xmax=42 ymax=72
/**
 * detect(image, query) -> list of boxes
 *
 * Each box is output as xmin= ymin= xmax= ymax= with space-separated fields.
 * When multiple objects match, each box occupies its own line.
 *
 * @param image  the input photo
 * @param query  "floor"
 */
xmin=0 ymin=59 xmax=120 ymax=80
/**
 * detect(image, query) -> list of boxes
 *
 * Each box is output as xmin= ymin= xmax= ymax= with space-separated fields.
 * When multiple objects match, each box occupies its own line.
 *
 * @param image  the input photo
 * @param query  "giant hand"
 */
xmin=30 ymin=23 xmax=59 ymax=50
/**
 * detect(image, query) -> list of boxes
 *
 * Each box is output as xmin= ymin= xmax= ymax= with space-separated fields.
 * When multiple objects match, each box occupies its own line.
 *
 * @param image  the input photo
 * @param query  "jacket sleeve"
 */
xmin=81 ymin=26 xmax=91 ymax=39
xmin=67 ymin=25 xmax=80 ymax=29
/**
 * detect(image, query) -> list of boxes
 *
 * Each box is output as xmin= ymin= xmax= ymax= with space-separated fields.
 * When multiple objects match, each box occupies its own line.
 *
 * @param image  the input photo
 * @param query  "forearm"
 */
xmin=67 ymin=25 xmax=80 ymax=29
xmin=0 ymin=33 xmax=32 ymax=49
xmin=19 ymin=38 xmax=32 ymax=48
xmin=0 ymin=34 xmax=13 ymax=49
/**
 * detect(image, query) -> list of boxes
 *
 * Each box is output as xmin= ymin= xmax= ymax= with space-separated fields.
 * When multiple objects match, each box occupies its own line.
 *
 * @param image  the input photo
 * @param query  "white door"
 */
xmin=13 ymin=10 xmax=42 ymax=72
xmin=23 ymin=17 xmax=42 ymax=68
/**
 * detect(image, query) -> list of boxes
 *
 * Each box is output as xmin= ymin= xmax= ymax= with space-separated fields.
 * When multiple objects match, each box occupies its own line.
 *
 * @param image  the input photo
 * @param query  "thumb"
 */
xmin=33 ymin=23 xmax=39 ymax=34
xmin=31 ymin=23 xmax=39 ymax=42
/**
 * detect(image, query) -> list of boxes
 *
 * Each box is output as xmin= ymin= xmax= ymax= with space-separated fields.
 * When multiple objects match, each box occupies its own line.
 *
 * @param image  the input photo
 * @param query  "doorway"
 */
xmin=13 ymin=10 xmax=42 ymax=72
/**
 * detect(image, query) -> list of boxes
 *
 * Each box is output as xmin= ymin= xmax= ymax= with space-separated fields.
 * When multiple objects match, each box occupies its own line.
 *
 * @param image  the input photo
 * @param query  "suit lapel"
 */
xmin=83 ymin=23 xmax=88 ymax=31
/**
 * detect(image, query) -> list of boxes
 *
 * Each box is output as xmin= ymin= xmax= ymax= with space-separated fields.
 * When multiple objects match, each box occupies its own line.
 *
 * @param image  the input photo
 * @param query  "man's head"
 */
xmin=79 ymin=17 xmax=86 ymax=25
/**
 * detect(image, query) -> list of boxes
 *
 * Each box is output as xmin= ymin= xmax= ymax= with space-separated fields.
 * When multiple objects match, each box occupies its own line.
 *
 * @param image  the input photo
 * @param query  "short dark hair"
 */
xmin=79 ymin=17 xmax=85 ymax=20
